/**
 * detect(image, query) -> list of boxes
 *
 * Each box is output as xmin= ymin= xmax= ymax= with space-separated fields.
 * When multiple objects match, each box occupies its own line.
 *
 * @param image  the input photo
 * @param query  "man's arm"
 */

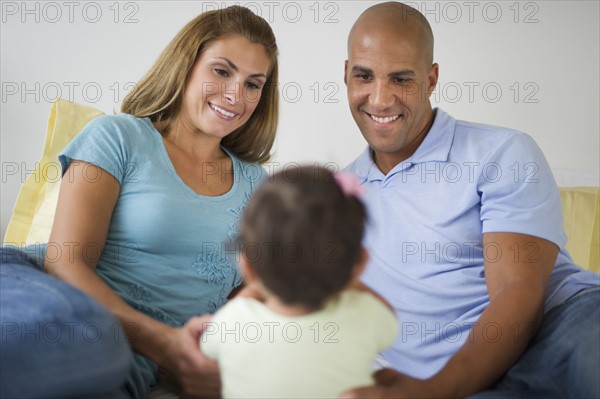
xmin=342 ymin=232 xmax=558 ymax=399
xmin=430 ymin=232 xmax=557 ymax=397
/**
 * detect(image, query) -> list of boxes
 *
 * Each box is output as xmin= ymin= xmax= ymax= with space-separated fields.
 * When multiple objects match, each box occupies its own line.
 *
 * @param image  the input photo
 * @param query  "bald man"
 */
xmin=342 ymin=2 xmax=599 ymax=398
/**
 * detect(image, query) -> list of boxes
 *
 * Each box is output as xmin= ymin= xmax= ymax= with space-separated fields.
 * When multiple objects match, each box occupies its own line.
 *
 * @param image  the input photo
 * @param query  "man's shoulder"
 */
xmin=343 ymin=156 xmax=362 ymax=174
xmin=454 ymin=118 xmax=530 ymax=142
xmin=450 ymin=117 xmax=538 ymax=159
xmin=343 ymin=147 xmax=371 ymax=179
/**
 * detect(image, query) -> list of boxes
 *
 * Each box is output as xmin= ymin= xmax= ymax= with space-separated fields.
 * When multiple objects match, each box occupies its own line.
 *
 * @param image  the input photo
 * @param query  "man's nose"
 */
xmin=370 ymin=80 xmax=395 ymax=110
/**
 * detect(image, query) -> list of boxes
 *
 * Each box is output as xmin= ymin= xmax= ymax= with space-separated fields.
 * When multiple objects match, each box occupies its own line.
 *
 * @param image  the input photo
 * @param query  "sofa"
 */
xmin=4 ymin=99 xmax=599 ymax=275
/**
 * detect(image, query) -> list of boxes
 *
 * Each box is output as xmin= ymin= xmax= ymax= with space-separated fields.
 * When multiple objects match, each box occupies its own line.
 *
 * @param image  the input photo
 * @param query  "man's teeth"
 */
xmin=370 ymin=114 xmax=400 ymax=124
xmin=210 ymin=103 xmax=235 ymax=117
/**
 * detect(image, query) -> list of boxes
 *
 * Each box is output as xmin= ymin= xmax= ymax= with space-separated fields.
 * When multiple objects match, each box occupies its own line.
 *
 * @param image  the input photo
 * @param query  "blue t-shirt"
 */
xmin=345 ymin=108 xmax=600 ymax=379
xmin=58 ymin=113 xmax=265 ymax=398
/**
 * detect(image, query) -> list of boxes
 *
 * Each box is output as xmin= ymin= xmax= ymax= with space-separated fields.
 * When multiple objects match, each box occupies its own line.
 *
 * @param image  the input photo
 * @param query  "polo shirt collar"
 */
xmin=404 ymin=108 xmax=455 ymax=165
xmin=357 ymin=108 xmax=456 ymax=182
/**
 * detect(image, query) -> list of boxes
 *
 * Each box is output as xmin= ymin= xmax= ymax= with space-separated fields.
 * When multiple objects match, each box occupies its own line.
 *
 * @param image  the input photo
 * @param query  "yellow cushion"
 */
xmin=559 ymin=187 xmax=600 ymax=273
xmin=3 ymin=99 xmax=104 ymax=246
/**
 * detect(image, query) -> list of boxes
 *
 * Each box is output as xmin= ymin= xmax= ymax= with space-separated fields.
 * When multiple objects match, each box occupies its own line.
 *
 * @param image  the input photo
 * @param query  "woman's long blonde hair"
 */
xmin=121 ymin=6 xmax=278 ymax=164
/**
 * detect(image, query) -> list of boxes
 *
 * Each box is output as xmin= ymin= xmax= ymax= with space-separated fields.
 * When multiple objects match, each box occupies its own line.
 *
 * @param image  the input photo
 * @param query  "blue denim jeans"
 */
xmin=468 ymin=286 xmax=600 ymax=399
xmin=0 ymin=247 xmax=133 ymax=398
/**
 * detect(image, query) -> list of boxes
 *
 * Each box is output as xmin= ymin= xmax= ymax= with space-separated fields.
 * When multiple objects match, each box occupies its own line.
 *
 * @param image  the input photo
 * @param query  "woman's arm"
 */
xmin=47 ymin=160 xmax=173 ymax=361
xmin=46 ymin=161 xmax=219 ymax=397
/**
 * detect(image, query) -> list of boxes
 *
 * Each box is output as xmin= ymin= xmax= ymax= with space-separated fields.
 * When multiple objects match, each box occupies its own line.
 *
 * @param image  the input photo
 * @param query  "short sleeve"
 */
xmin=200 ymin=298 xmax=248 ymax=361
xmin=58 ymin=114 xmax=136 ymax=184
xmin=200 ymin=329 xmax=218 ymax=361
xmin=199 ymin=308 xmax=227 ymax=361
xmin=368 ymin=297 xmax=398 ymax=351
xmin=350 ymin=292 xmax=398 ymax=351
xmin=478 ymin=133 xmax=566 ymax=247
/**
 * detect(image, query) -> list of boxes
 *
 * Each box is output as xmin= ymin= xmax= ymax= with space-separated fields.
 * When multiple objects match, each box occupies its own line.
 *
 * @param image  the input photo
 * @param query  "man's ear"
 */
xmin=344 ymin=60 xmax=349 ymax=85
xmin=427 ymin=63 xmax=439 ymax=94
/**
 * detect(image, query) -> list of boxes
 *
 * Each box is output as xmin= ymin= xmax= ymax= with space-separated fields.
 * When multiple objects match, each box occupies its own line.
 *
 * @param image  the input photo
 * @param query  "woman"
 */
xmin=0 ymin=5 xmax=278 ymax=398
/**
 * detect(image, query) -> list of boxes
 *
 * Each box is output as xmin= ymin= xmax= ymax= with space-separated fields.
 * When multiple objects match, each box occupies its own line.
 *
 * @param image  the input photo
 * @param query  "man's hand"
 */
xmin=160 ymin=315 xmax=221 ymax=398
xmin=341 ymin=369 xmax=439 ymax=399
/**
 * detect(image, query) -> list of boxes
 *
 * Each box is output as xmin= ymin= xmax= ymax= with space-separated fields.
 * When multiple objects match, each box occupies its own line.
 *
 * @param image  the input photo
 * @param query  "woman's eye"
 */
xmin=215 ymin=68 xmax=229 ymax=77
xmin=245 ymin=82 xmax=261 ymax=90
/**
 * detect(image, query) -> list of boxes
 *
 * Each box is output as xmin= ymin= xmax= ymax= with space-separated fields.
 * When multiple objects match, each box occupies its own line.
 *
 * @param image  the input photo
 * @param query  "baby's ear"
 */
xmin=352 ymin=247 xmax=369 ymax=280
xmin=239 ymin=254 xmax=259 ymax=284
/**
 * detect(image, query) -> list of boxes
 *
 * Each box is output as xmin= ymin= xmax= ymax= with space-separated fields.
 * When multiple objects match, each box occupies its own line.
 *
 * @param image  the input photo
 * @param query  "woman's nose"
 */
xmin=223 ymin=81 xmax=242 ymax=105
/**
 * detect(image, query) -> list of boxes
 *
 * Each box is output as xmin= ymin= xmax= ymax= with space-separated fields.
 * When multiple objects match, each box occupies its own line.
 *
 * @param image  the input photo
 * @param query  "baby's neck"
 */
xmin=263 ymin=296 xmax=313 ymax=317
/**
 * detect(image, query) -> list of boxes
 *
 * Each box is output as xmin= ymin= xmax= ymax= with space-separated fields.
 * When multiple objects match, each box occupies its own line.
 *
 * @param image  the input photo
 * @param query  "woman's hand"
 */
xmin=160 ymin=315 xmax=221 ymax=398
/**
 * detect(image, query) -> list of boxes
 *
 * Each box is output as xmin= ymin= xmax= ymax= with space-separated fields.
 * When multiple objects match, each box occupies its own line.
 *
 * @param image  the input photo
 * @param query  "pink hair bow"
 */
xmin=334 ymin=172 xmax=365 ymax=198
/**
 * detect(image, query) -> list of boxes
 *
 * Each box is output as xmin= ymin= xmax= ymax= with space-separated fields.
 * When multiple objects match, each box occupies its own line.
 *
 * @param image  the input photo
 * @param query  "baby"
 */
xmin=201 ymin=165 xmax=397 ymax=398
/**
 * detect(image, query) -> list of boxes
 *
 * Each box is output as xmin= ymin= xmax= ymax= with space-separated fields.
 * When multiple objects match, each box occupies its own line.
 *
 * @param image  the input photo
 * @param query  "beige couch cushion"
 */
xmin=560 ymin=187 xmax=600 ymax=273
xmin=3 ymin=99 xmax=103 ymax=246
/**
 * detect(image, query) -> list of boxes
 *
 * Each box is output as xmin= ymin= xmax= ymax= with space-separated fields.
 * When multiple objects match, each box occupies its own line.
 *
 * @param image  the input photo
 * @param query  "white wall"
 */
xmin=2 ymin=0 xmax=599 ymax=239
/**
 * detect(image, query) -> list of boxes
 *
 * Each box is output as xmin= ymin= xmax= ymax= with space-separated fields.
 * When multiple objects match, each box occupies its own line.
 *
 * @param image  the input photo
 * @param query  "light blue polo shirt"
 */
xmin=345 ymin=108 xmax=600 ymax=379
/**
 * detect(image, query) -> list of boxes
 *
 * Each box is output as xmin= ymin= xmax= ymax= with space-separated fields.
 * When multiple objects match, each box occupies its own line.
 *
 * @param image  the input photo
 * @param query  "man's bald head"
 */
xmin=348 ymin=2 xmax=434 ymax=66
xmin=344 ymin=2 xmax=439 ymax=172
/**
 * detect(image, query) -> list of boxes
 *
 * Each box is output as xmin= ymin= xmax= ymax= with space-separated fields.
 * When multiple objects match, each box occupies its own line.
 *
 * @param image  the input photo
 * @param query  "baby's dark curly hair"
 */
xmin=240 ymin=165 xmax=367 ymax=311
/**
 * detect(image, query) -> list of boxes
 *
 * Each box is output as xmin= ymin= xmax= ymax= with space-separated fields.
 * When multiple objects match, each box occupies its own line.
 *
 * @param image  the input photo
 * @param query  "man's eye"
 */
xmin=355 ymin=74 xmax=371 ymax=81
xmin=394 ymin=76 xmax=414 ymax=85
